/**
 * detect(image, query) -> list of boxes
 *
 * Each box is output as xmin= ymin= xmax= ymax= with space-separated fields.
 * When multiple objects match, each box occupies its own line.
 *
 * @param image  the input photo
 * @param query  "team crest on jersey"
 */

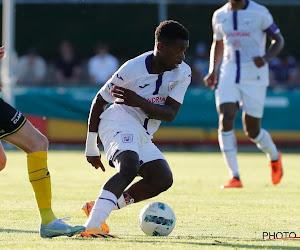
xmin=121 ymin=134 xmax=133 ymax=143
xmin=244 ymin=19 xmax=251 ymax=26
xmin=168 ymin=81 xmax=178 ymax=92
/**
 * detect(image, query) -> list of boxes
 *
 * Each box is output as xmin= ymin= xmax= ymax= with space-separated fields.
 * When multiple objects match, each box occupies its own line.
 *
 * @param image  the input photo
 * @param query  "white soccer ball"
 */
xmin=139 ymin=202 xmax=176 ymax=236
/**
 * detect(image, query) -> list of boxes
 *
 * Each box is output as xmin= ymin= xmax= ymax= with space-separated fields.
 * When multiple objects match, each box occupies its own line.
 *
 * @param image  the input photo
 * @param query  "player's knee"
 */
xmin=220 ymin=114 xmax=235 ymax=131
xmin=244 ymin=128 xmax=260 ymax=139
xmin=29 ymin=134 xmax=49 ymax=153
xmin=0 ymin=155 xmax=7 ymax=171
xmin=158 ymin=172 xmax=173 ymax=192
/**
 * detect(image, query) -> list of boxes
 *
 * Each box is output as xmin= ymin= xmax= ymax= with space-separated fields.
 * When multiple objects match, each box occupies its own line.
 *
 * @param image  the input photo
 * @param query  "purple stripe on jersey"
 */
xmin=264 ymin=23 xmax=279 ymax=36
xmin=145 ymin=54 xmax=154 ymax=74
xmin=99 ymin=197 xmax=116 ymax=205
xmin=233 ymin=11 xmax=238 ymax=30
xmin=235 ymin=50 xmax=241 ymax=83
xmin=243 ymin=0 xmax=249 ymax=10
xmin=153 ymin=73 xmax=163 ymax=95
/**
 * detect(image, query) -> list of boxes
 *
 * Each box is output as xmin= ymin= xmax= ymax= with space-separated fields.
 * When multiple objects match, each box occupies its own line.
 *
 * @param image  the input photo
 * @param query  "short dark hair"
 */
xmin=155 ymin=20 xmax=189 ymax=43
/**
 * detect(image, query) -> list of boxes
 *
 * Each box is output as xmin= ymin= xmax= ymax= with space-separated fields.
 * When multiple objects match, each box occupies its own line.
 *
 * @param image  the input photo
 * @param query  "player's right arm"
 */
xmin=204 ymin=39 xmax=224 ymax=90
xmin=204 ymin=11 xmax=224 ymax=90
xmin=85 ymin=92 xmax=108 ymax=172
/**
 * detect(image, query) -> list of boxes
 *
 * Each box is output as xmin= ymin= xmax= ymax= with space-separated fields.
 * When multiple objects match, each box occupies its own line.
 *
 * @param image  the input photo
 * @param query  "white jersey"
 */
xmin=99 ymin=51 xmax=191 ymax=137
xmin=212 ymin=0 xmax=280 ymax=85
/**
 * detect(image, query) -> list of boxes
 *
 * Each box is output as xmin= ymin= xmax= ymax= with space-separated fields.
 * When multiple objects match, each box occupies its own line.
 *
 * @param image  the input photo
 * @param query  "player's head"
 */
xmin=229 ymin=0 xmax=244 ymax=3
xmin=154 ymin=20 xmax=189 ymax=70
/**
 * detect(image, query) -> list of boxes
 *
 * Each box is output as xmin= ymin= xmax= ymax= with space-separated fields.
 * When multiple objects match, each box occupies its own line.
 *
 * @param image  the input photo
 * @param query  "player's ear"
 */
xmin=157 ymin=42 xmax=164 ymax=52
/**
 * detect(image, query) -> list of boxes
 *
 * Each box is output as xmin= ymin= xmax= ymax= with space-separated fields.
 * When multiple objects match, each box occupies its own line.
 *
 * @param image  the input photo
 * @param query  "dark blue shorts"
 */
xmin=0 ymin=98 xmax=26 ymax=139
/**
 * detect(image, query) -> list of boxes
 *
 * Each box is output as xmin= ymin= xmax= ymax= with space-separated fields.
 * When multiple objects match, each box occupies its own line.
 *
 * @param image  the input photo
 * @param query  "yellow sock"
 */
xmin=27 ymin=151 xmax=55 ymax=225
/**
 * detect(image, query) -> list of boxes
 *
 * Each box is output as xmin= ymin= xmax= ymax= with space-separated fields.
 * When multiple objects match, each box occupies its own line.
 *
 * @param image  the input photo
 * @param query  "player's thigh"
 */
xmin=0 ymin=141 xmax=7 ymax=171
xmin=3 ymin=120 xmax=48 ymax=154
xmin=113 ymin=150 xmax=140 ymax=176
xmin=138 ymin=142 xmax=172 ymax=182
xmin=139 ymin=159 xmax=172 ymax=183
xmin=240 ymin=85 xmax=266 ymax=119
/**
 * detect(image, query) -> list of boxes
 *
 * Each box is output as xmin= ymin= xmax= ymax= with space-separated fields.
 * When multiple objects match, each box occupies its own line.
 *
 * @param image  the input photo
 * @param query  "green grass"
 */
xmin=0 ymin=150 xmax=300 ymax=249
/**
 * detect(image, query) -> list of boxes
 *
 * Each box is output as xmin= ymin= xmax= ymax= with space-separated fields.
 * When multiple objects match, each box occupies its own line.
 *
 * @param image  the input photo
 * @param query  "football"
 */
xmin=139 ymin=202 xmax=176 ymax=236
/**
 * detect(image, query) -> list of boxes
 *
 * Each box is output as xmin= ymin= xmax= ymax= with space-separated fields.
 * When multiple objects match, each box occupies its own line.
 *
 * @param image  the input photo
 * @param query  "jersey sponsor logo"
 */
xmin=116 ymin=74 xmax=124 ymax=81
xmin=121 ymin=134 xmax=133 ymax=143
xmin=147 ymin=96 xmax=166 ymax=104
xmin=168 ymin=81 xmax=178 ymax=92
xmin=0 ymin=129 xmax=5 ymax=134
xmin=244 ymin=18 xmax=251 ymax=26
xmin=227 ymin=32 xmax=250 ymax=38
xmin=139 ymin=84 xmax=150 ymax=88
xmin=11 ymin=111 xmax=22 ymax=124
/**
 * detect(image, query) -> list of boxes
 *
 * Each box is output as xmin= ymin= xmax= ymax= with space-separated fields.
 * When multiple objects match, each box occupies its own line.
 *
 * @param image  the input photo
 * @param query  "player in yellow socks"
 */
xmin=0 ymin=46 xmax=84 ymax=238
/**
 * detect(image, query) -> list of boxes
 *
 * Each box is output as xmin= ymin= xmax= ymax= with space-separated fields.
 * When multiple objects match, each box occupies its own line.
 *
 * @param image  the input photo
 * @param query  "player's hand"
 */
xmin=0 ymin=46 xmax=5 ymax=60
xmin=111 ymin=85 xmax=144 ymax=107
xmin=86 ymin=155 xmax=105 ymax=172
xmin=204 ymin=71 xmax=218 ymax=90
xmin=252 ymin=56 xmax=266 ymax=68
xmin=0 ymin=82 xmax=2 ymax=92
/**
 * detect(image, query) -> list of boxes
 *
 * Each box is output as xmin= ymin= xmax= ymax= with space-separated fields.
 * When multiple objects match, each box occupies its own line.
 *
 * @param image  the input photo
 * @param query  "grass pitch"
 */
xmin=0 ymin=150 xmax=300 ymax=249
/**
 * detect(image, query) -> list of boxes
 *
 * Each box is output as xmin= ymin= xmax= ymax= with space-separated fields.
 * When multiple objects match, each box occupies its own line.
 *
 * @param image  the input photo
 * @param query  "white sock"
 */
xmin=251 ymin=128 xmax=279 ymax=161
xmin=84 ymin=189 xmax=117 ymax=229
xmin=113 ymin=192 xmax=135 ymax=210
xmin=218 ymin=130 xmax=239 ymax=178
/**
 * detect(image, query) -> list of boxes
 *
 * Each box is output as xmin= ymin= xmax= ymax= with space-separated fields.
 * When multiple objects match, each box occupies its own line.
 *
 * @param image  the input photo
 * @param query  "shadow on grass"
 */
xmin=72 ymin=235 xmax=300 ymax=249
xmin=0 ymin=228 xmax=38 ymax=234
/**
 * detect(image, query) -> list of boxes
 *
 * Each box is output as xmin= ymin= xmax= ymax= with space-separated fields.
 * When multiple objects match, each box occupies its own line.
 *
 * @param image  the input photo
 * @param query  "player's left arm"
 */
xmin=253 ymin=32 xmax=284 ymax=68
xmin=111 ymin=85 xmax=181 ymax=123
xmin=253 ymin=10 xmax=284 ymax=68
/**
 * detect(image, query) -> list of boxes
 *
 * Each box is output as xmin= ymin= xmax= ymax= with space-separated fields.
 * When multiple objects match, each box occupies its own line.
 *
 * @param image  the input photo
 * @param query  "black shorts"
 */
xmin=0 ymin=98 xmax=26 ymax=139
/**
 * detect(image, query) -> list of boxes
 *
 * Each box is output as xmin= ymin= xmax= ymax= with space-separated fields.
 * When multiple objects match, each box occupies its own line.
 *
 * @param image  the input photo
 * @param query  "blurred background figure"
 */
xmin=55 ymin=40 xmax=82 ymax=85
xmin=16 ymin=47 xmax=46 ymax=86
xmin=269 ymin=50 xmax=299 ymax=89
xmin=88 ymin=42 xmax=119 ymax=86
xmin=191 ymin=42 xmax=209 ymax=87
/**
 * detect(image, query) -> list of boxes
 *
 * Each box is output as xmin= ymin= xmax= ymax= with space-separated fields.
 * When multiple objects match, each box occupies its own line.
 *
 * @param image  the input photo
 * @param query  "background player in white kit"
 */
xmin=81 ymin=20 xmax=191 ymax=238
xmin=204 ymin=0 xmax=284 ymax=188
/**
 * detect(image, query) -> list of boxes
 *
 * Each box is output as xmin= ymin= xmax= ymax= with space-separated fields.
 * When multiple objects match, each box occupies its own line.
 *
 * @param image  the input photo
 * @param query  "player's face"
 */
xmin=160 ymin=39 xmax=189 ymax=71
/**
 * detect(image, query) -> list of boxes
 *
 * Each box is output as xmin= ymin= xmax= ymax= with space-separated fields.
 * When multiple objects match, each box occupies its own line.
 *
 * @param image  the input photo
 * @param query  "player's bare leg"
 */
xmin=82 ymin=150 xmax=139 ymax=237
xmin=0 ymin=141 xmax=7 ymax=171
xmin=82 ymin=159 xmax=172 ymax=222
xmin=217 ymin=103 xmax=242 ymax=188
xmin=3 ymin=120 xmax=85 ymax=237
xmin=243 ymin=112 xmax=282 ymax=184
xmin=121 ymin=159 xmax=173 ymax=203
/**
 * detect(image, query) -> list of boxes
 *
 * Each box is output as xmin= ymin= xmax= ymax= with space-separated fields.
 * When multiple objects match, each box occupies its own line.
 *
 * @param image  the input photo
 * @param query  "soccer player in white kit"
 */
xmin=204 ymin=0 xmax=284 ymax=189
xmin=80 ymin=20 xmax=191 ymax=238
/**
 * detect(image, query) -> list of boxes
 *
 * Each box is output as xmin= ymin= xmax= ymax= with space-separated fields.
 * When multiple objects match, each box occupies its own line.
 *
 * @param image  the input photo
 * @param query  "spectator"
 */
xmin=88 ymin=42 xmax=119 ymax=86
xmin=269 ymin=50 xmax=299 ymax=89
xmin=55 ymin=41 xmax=82 ymax=85
xmin=191 ymin=42 xmax=209 ymax=86
xmin=16 ymin=47 xmax=46 ymax=85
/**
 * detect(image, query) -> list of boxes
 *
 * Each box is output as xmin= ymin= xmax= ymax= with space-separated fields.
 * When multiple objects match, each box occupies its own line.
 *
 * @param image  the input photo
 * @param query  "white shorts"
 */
xmin=215 ymin=83 xmax=267 ymax=118
xmin=98 ymin=119 xmax=166 ymax=167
